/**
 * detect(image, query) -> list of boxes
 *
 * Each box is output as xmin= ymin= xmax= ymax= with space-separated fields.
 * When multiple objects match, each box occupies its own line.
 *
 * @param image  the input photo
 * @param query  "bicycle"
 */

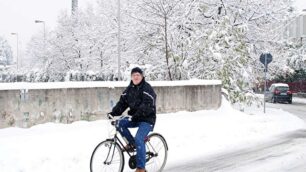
xmin=90 ymin=116 xmax=168 ymax=172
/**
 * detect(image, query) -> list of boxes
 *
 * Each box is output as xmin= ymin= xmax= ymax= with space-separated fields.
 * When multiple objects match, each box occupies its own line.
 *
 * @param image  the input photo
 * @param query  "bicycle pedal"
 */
xmin=123 ymin=144 xmax=136 ymax=152
xmin=123 ymin=149 xmax=135 ymax=152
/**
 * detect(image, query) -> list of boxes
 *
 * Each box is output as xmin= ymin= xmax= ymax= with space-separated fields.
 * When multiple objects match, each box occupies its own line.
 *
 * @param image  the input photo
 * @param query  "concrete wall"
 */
xmin=0 ymin=81 xmax=221 ymax=128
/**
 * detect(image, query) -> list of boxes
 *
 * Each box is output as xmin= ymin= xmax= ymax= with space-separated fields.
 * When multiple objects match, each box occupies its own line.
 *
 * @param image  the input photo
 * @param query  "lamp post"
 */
xmin=11 ymin=33 xmax=19 ymax=71
xmin=35 ymin=20 xmax=46 ymax=48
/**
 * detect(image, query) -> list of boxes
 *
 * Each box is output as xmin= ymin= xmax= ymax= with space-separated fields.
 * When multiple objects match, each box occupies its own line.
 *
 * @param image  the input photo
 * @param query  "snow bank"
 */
xmin=0 ymin=97 xmax=305 ymax=172
xmin=293 ymin=97 xmax=306 ymax=104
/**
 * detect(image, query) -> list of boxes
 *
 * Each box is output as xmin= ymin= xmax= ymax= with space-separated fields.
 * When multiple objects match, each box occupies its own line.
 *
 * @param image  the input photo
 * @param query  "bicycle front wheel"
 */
xmin=90 ymin=140 xmax=124 ymax=172
xmin=145 ymin=133 xmax=168 ymax=172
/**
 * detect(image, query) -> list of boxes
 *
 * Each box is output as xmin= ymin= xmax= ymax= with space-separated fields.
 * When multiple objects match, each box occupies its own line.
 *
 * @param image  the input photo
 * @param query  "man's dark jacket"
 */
xmin=111 ymin=78 xmax=156 ymax=125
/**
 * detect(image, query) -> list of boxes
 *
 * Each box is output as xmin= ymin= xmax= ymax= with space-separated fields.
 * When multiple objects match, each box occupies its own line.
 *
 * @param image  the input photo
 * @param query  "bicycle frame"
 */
xmin=106 ymin=131 xmax=135 ymax=158
xmin=104 ymin=130 xmax=160 ymax=170
xmin=100 ymin=116 xmax=167 ymax=170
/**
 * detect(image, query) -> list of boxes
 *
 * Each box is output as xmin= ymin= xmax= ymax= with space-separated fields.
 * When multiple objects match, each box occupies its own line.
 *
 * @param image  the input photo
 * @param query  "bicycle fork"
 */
xmin=104 ymin=139 xmax=117 ymax=165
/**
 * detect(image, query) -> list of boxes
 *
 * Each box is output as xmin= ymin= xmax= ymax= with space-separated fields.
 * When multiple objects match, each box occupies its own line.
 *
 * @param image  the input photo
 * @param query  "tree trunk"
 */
xmin=164 ymin=16 xmax=172 ymax=80
xmin=100 ymin=51 xmax=103 ymax=68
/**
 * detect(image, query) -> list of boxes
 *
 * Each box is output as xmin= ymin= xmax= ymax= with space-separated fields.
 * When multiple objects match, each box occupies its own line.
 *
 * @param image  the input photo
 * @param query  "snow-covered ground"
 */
xmin=293 ymin=96 xmax=306 ymax=104
xmin=0 ymin=97 xmax=305 ymax=172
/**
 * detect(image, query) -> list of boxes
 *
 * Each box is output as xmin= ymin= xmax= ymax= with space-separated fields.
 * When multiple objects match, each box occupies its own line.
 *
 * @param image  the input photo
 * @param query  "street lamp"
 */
xmin=11 ymin=33 xmax=19 ymax=71
xmin=34 ymin=20 xmax=46 ymax=48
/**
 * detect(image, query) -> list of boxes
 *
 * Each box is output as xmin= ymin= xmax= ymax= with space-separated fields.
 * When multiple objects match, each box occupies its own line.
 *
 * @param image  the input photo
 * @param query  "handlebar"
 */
xmin=107 ymin=114 xmax=130 ymax=126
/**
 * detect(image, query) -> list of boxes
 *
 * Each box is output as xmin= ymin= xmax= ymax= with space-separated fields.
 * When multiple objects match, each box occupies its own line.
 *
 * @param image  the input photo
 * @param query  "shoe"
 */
xmin=123 ymin=144 xmax=135 ymax=152
xmin=135 ymin=168 xmax=146 ymax=172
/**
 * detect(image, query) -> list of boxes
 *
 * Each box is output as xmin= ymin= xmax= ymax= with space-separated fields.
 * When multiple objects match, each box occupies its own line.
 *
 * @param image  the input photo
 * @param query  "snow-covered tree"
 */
xmin=20 ymin=0 xmax=298 ymax=104
xmin=0 ymin=37 xmax=13 ymax=65
xmin=123 ymin=0 xmax=296 ymax=104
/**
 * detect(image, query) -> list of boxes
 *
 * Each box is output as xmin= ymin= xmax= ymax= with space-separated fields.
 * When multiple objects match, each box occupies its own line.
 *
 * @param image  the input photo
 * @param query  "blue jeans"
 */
xmin=116 ymin=117 xmax=153 ymax=169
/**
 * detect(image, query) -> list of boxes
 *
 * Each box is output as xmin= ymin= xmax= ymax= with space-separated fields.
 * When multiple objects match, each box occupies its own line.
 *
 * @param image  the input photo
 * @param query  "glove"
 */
xmin=128 ymin=109 xmax=136 ymax=116
xmin=107 ymin=112 xmax=114 ymax=119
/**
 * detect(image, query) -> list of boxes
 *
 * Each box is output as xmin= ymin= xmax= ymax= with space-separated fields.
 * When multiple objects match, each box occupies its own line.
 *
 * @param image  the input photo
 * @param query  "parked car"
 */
xmin=265 ymin=83 xmax=292 ymax=104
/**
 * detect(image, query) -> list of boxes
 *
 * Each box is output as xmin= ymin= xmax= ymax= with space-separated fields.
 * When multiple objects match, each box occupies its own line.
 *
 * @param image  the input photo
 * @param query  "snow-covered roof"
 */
xmin=0 ymin=79 xmax=222 ymax=90
xmin=271 ymin=83 xmax=289 ymax=87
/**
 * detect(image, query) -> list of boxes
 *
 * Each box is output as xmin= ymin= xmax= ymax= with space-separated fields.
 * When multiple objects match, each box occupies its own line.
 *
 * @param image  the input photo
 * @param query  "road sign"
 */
xmin=260 ymin=53 xmax=273 ymax=65
xmin=259 ymin=53 xmax=273 ymax=114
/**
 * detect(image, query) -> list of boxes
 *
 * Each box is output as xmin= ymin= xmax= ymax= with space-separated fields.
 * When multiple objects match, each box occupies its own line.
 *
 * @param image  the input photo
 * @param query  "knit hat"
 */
xmin=131 ymin=67 xmax=143 ymax=75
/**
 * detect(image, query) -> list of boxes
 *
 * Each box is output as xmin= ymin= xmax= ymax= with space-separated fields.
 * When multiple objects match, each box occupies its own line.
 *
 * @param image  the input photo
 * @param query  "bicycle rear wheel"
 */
xmin=90 ymin=140 xmax=124 ymax=172
xmin=145 ymin=133 xmax=168 ymax=172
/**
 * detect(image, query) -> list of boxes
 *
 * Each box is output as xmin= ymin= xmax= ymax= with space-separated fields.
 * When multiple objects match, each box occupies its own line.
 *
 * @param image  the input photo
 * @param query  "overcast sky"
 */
xmin=0 ymin=0 xmax=306 ymax=61
xmin=295 ymin=0 xmax=306 ymax=11
xmin=0 ymin=0 xmax=92 ymax=60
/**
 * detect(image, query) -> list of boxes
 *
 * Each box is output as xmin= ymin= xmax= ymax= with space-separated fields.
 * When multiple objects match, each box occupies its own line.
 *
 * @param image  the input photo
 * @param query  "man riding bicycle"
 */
xmin=108 ymin=67 xmax=156 ymax=172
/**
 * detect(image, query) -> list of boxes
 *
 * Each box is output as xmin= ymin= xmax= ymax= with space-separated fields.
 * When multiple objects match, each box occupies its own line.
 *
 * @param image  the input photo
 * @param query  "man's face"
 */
xmin=131 ymin=73 xmax=143 ymax=85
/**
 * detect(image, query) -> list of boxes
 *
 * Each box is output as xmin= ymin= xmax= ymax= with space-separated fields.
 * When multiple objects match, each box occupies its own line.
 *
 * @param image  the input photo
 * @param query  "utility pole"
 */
xmin=35 ymin=20 xmax=46 ymax=50
xmin=72 ymin=0 xmax=78 ymax=15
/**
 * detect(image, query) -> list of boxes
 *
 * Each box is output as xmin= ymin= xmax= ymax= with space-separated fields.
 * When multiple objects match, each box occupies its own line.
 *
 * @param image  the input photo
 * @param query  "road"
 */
xmin=266 ymin=101 xmax=306 ymax=121
xmin=165 ymin=99 xmax=306 ymax=172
